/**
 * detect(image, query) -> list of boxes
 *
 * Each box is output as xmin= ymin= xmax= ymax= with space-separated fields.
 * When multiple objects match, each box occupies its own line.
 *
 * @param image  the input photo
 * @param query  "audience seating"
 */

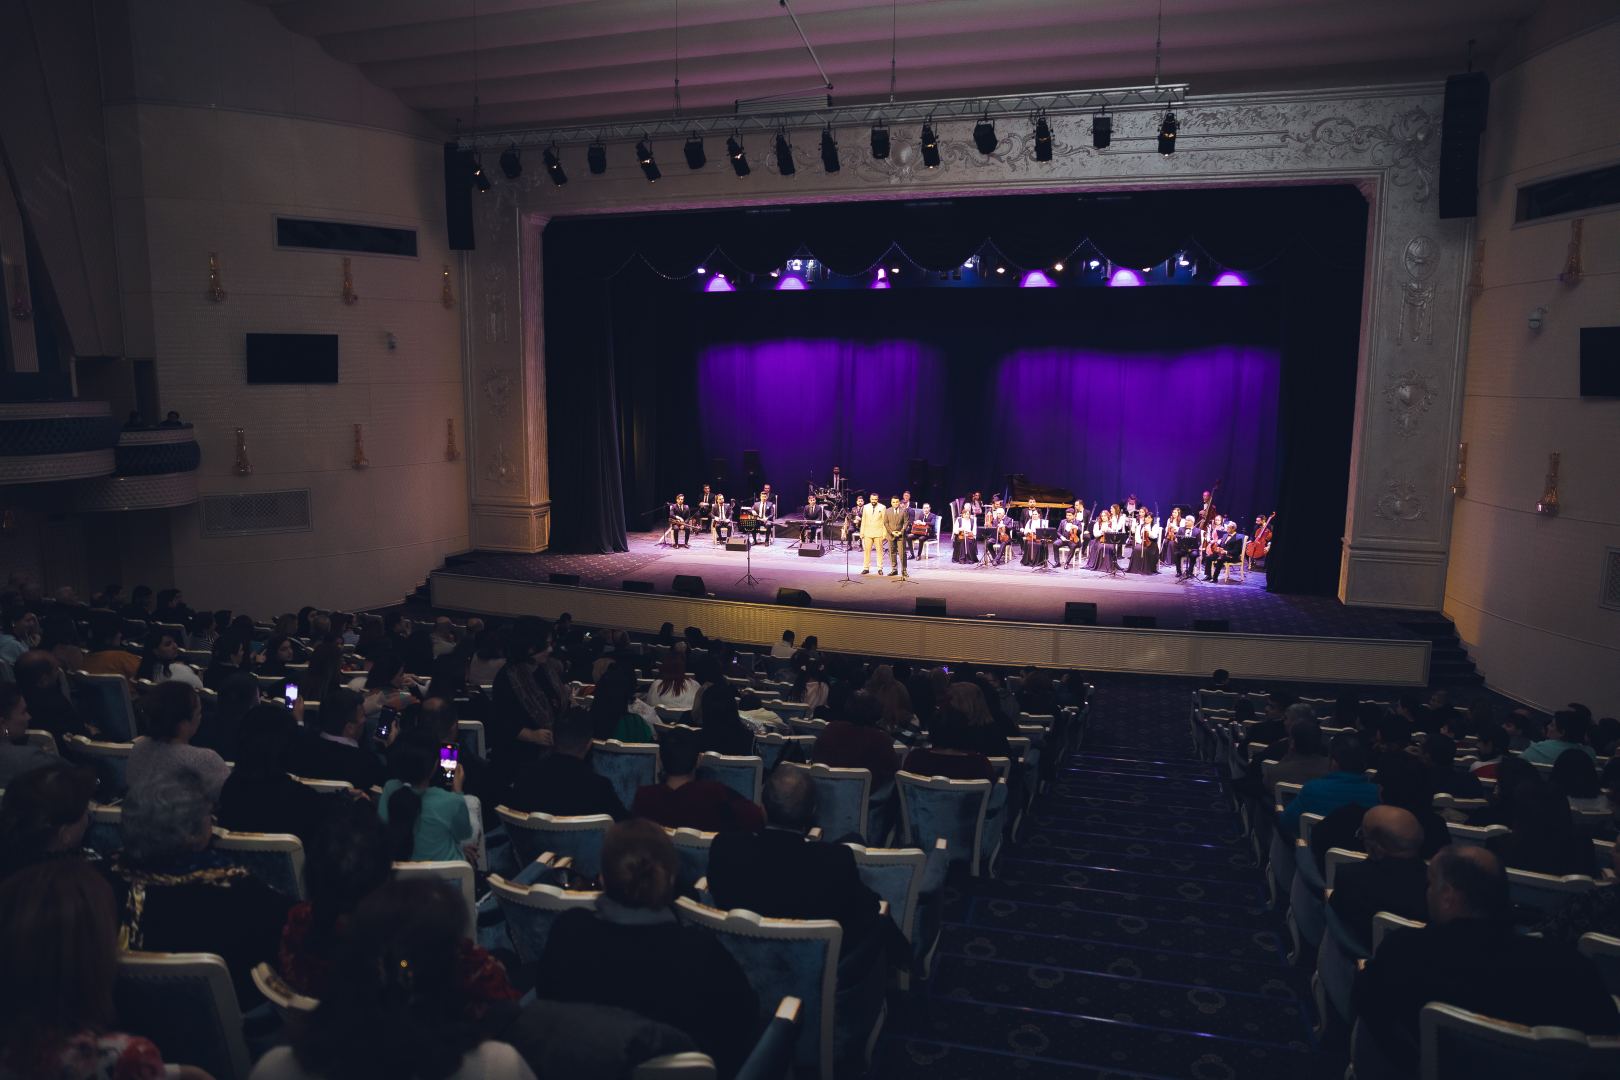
xmin=487 ymin=876 xmax=601 ymax=965
xmin=22 ymin=728 xmax=59 ymax=754
xmin=1285 ymin=813 xmax=1328 ymax=961
xmin=290 ymin=775 xmax=354 ymax=794
xmin=70 ymin=670 xmax=137 ymax=741
xmin=778 ymin=762 xmax=871 ymax=843
xmin=62 ymin=733 xmax=133 ymax=796
xmin=895 ymin=771 xmax=1004 ymax=878
xmin=457 ymin=718 xmax=487 ymax=758
xmin=392 ymin=860 xmax=477 ymax=934
xmin=496 ymin=807 xmax=614 ymax=876
xmin=1417 ymin=1001 xmax=1620 ymax=1080
xmin=696 ymin=752 xmax=764 ymax=804
xmin=845 ymin=837 xmax=951 ymax=986
xmin=116 ymin=950 xmax=252 ymax=1080
xmin=86 ymin=802 xmax=124 ymax=855
xmin=1313 ymin=904 xmax=1368 ymax=1036
xmin=1577 ymin=933 xmax=1620 ymax=997
xmin=212 ymin=829 xmax=306 ymax=900
xmin=591 ymin=739 xmax=661 ymax=808
xmin=1505 ymin=867 xmax=1605 ymax=920
xmin=250 ymin=962 xmax=318 ymax=1023
xmin=753 ymin=732 xmax=815 ymax=771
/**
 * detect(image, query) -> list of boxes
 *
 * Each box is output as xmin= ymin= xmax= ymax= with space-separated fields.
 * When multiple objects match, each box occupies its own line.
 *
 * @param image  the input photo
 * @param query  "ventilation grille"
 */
xmin=1603 ymin=548 xmax=1620 ymax=612
xmin=200 ymin=490 xmax=312 ymax=537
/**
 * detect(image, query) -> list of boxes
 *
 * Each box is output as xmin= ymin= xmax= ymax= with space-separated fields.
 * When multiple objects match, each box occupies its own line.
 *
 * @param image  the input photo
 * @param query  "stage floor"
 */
xmin=442 ymin=532 xmax=1422 ymax=641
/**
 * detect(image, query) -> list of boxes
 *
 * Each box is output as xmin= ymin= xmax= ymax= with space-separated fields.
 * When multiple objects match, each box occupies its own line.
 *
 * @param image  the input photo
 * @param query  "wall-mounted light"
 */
xmin=352 ymin=423 xmax=369 ymax=470
xmin=341 ymin=258 xmax=358 ymax=305
xmin=445 ymin=419 xmax=461 ymax=462
xmin=441 ymin=265 xmax=456 ymax=309
xmin=232 ymin=428 xmax=252 ymax=476
xmin=1528 ymin=306 xmax=1547 ymax=332
xmin=1450 ymin=441 xmax=1467 ymax=497
xmin=1536 ymin=451 xmax=1560 ymax=516
xmin=205 ymin=252 xmax=226 ymax=304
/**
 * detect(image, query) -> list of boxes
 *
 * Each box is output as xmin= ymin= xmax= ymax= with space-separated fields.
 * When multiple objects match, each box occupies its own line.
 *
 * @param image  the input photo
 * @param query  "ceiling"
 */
xmin=255 ymin=0 xmax=1540 ymax=133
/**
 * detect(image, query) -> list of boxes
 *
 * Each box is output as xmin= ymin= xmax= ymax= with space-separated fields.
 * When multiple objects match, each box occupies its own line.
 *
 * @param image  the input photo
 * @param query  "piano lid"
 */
xmin=1006 ymin=474 xmax=1076 ymax=509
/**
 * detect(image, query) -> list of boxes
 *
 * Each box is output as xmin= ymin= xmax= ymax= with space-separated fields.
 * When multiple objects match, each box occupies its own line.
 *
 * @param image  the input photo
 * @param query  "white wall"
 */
xmin=1444 ymin=11 xmax=1620 ymax=715
xmin=101 ymin=0 xmax=468 ymax=616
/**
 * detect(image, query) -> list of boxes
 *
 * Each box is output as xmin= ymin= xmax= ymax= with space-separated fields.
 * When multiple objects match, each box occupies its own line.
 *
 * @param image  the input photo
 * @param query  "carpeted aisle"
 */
xmin=872 ymin=676 xmax=1335 ymax=1079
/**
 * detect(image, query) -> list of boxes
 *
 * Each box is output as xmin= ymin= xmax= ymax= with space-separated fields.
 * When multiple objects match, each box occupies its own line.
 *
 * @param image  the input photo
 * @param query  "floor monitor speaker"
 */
xmin=621 ymin=580 xmax=654 ymax=593
xmin=725 ymin=538 xmax=750 ymax=552
xmin=1122 ymin=614 xmax=1157 ymax=629
xmin=672 ymin=575 xmax=707 ymax=598
xmin=776 ymin=587 xmax=812 ymax=607
xmin=915 ymin=597 xmax=947 ymax=616
xmin=1193 ymin=618 xmax=1230 ymax=633
xmin=547 ymin=573 xmax=580 ymax=587
xmin=798 ymin=545 xmax=826 ymax=558
xmin=1063 ymin=602 xmax=1098 ymax=626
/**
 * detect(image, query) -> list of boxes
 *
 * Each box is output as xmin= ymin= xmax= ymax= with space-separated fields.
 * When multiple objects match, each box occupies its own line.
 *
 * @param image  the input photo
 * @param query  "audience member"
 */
xmin=1468 ymin=724 xmax=1507 ymax=779
xmin=216 ymin=703 xmax=334 ymax=842
xmin=694 ymin=680 xmax=754 ymax=758
xmin=118 ymin=585 xmax=154 ymax=622
xmin=291 ymin=687 xmax=384 ymax=790
xmin=1354 ymin=846 xmax=1619 ymax=1075
xmin=361 ymin=651 xmax=419 ymax=719
xmin=736 ymin=691 xmax=788 ymax=736
xmin=1546 ymin=840 xmax=1620 ymax=943
xmin=793 ymin=659 xmax=830 ymax=713
xmin=1549 ymin=747 xmax=1612 ymax=814
xmin=903 ymin=705 xmax=999 ymax=782
xmin=813 ymin=690 xmax=900 ymax=786
xmin=769 ymin=630 xmax=796 ymax=660
xmin=535 ymin=820 xmax=758 ymax=1078
xmin=1487 ymin=780 xmax=1593 ymax=877
xmin=380 ymin=737 xmax=475 ymax=864
xmin=203 ymin=632 xmax=252 ymax=691
xmin=1313 ymin=751 xmax=1450 ymax=864
xmin=488 ymin=618 xmax=561 ymax=774
xmin=1416 ymin=732 xmax=1483 ymax=797
xmin=0 ymin=682 xmax=56 ymax=786
xmin=79 ymin=613 xmax=140 ymax=685
xmin=200 ymin=669 xmax=261 ymax=758
xmin=126 ymin=681 xmax=230 ymax=803
xmin=1278 ymin=733 xmax=1376 ymax=838
xmin=259 ymin=633 xmax=298 ymax=678
xmin=643 ymin=653 xmax=700 ymax=712
xmin=0 ymin=859 xmax=208 ymax=1080
xmin=630 ymin=727 xmax=764 ymax=833
xmin=0 ymin=605 xmax=39 ymax=666
xmin=134 ymin=627 xmax=202 ymax=689
xmin=254 ymin=878 xmax=533 ymax=1080
xmin=508 ymin=708 xmax=627 ymax=820
xmin=939 ymin=682 xmax=1012 ymax=757
xmin=588 ymin=662 xmax=656 ymax=743
xmin=103 ymin=769 xmax=291 ymax=1003
xmin=1326 ymin=805 xmax=1428 ymax=950
xmin=15 ymin=650 xmax=94 ymax=741
xmin=0 ymin=759 xmax=95 ymax=879
xmin=1261 ymin=716 xmax=1332 ymax=795
xmin=1522 ymin=709 xmax=1594 ymax=764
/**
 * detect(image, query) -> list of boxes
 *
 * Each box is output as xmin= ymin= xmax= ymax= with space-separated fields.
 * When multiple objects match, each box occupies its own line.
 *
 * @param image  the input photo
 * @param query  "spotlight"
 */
xmin=889 ymin=265 xmax=900 ymax=274
xmin=774 ymin=130 xmax=796 ymax=176
xmin=1032 ymin=112 xmax=1052 ymax=161
xmin=1053 ymin=262 xmax=1064 ymax=271
xmin=542 ymin=146 xmax=566 ymax=186
xmin=725 ymin=135 xmax=750 ymax=177
xmin=920 ymin=123 xmax=940 ymax=168
xmin=683 ymin=133 xmax=706 ymax=170
xmin=471 ymin=155 xmax=491 ymax=192
xmin=973 ymin=115 xmax=998 ymax=155
xmin=871 ymin=125 xmax=890 ymax=159
xmin=1157 ymin=111 xmax=1178 ymax=155
xmin=1091 ymin=112 xmax=1112 ymax=149
xmin=819 ymin=128 xmax=840 ymax=173
xmin=587 ymin=143 xmax=607 ymax=174
xmin=636 ymin=139 xmax=660 ymax=182
xmin=499 ymin=144 xmax=522 ymax=179
xmin=995 ymin=266 xmax=1006 ymax=275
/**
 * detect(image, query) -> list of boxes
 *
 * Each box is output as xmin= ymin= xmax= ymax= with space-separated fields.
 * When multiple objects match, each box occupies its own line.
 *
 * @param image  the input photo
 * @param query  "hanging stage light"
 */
xmin=586 ymin=143 xmax=607 ymax=174
xmin=499 ymin=144 xmax=522 ymax=179
xmin=774 ymin=130 xmax=796 ymax=176
xmin=870 ymin=124 xmax=890 ymax=159
xmin=1157 ymin=111 xmax=1178 ymax=155
xmin=542 ymin=146 xmax=566 ymax=186
xmin=726 ymin=135 xmax=750 ymax=177
xmin=819 ymin=128 xmax=840 ymax=173
xmin=972 ymin=114 xmax=998 ymax=154
xmin=471 ymin=155 xmax=491 ymax=192
xmin=1032 ymin=111 xmax=1052 ymax=162
xmin=636 ymin=139 xmax=660 ymax=182
xmin=683 ymin=133 xmax=706 ymax=170
xmin=1091 ymin=112 xmax=1112 ymax=149
xmin=920 ymin=122 xmax=940 ymax=168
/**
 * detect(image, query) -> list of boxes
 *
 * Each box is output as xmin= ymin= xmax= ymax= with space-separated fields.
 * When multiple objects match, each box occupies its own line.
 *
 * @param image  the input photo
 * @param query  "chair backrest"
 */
xmin=1577 ymin=932 xmax=1620 ymax=997
xmin=68 ymin=671 xmax=136 ymax=742
xmin=984 ymin=756 xmax=1012 ymax=783
xmin=843 ymin=843 xmax=926 ymax=942
xmin=457 ymin=719 xmax=487 ymax=758
xmin=116 ymin=951 xmax=251 ymax=1080
xmin=1372 ymin=910 xmax=1425 ymax=950
xmin=787 ymin=717 xmax=828 ymax=738
xmin=697 ymin=752 xmax=764 ymax=804
xmin=1505 ymin=868 xmax=1602 ymax=918
xmin=23 ymin=728 xmax=59 ymax=754
xmin=1298 ymin=812 xmax=1325 ymax=848
xmin=895 ymin=771 xmax=993 ymax=876
xmin=631 ymin=1053 xmax=717 ymax=1079
xmin=753 ymin=732 xmax=815 ymax=771
xmin=251 ymin=961 xmax=319 ymax=1021
xmin=1323 ymin=846 xmax=1369 ymax=889
xmin=290 ymin=774 xmax=355 ymax=794
xmin=667 ymin=826 xmax=717 ymax=890
xmin=1595 ymin=839 xmax=1616 ymax=878
xmin=392 ymin=860 xmax=477 ymax=934
xmin=62 ymin=733 xmax=134 ymax=796
xmin=212 ymin=829 xmax=306 ymax=900
xmin=779 ymin=762 xmax=871 ymax=843
xmin=496 ymin=806 xmax=615 ymax=876
xmin=1274 ymin=781 xmax=1303 ymax=808
xmin=487 ymin=876 xmax=602 ymax=964
xmin=1419 ymin=1001 xmax=1620 ymax=1080
xmin=675 ymin=898 xmax=841 ymax=1080
xmin=591 ymin=739 xmax=661 ymax=809
xmin=86 ymin=803 xmax=124 ymax=855
xmin=1445 ymin=821 xmax=1509 ymax=847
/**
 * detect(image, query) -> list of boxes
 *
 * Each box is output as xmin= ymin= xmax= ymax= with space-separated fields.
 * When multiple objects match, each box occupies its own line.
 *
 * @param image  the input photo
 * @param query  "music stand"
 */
xmin=735 ymin=535 xmax=761 ymax=587
xmin=1027 ymin=527 xmax=1058 ymax=574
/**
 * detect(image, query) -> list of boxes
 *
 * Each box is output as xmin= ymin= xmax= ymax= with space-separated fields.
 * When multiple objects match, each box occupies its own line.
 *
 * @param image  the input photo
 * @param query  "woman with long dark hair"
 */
xmin=379 ymin=737 xmax=473 ymax=864
xmin=696 ymin=680 xmax=754 ymax=757
xmin=644 ymin=652 xmax=699 ymax=712
xmin=135 ymin=628 xmax=201 ymax=689
xmin=589 ymin=662 xmax=655 ymax=743
xmin=0 ymin=759 xmax=96 ymax=880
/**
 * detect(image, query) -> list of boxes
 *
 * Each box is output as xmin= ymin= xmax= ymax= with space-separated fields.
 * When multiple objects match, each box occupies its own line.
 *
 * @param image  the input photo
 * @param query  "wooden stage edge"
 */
xmin=431 ymin=571 xmax=1431 ymax=688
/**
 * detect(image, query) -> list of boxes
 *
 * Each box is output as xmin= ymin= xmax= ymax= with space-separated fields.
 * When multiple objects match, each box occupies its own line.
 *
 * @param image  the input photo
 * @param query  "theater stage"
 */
xmin=429 ymin=533 xmax=1433 ymax=687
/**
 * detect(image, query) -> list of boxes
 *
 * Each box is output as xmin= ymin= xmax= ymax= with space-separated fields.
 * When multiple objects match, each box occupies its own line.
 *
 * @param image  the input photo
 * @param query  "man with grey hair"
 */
xmin=1261 ymin=712 xmax=1333 ymax=795
xmin=1326 ymin=805 xmax=1427 ymax=950
xmin=1354 ymin=846 xmax=1620 ymax=1075
xmin=104 ymin=769 xmax=291 ymax=1003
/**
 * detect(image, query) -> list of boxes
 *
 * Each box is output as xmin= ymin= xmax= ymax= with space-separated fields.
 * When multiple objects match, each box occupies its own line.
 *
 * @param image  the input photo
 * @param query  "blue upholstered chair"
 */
xmin=895 ymin=771 xmax=1003 ymax=878
xmin=591 ymin=739 xmax=661 ymax=809
xmin=1285 ymin=813 xmax=1328 ymax=962
xmin=1506 ymin=866 xmax=1604 ymax=920
xmin=488 ymin=876 xmax=601 ymax=965
xmin=1416 ymin=1001 xmax=1620 ymax=1080
xmin=696 ymin=752 xmax=764 ymax=804
xmin=116 ymin=951 xmax=251 ymax=1080
xmin=667 ymin=826 xmax=716 ymax=891
xmin=392 ymin=860 xmax=477 ymax=935
xmin=85 ymin=803 xmax=124 ymax=856
xmin=779 ymin=762 xmax=871 ymax=843
xmin=213 ymin=829 xmax=306 ymax=900
xmin=1578 ymin=932 xmax=1620 ymax=997
xmin=70 ymin=671 xmax=136 ymax=742
xmin=457 ymin=719 xmax=487 ymax=758
xmin=496 ymin=806 xmax=614 ymax=877
xmin=676 ymin=899 xmax=842 ymax=1080
xmin=844 ymin=838 xmax=949 ymax=986
xmin=753 ymin=733 xmax=815 ymax=771
xmin=63 ymin=734 xmax=133 ymax=797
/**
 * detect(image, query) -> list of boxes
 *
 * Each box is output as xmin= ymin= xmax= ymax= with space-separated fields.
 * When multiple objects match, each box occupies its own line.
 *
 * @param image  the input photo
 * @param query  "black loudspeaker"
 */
xmin=915 ymin=597 xmax=947 ymax=616
xmin=672 ymin=575 xmax=706 ymax=598
xmin=443 ymin=143 xmax=476 ymax=250
xmin=621 ymin=580 xmax=655 ymax=593
xmin=547 ymin=573 xmax=580 ymax=586
xmin=1438 ymin=72 xmax=1489 ymax=219
xmin=798 ymin=545 xmax=826 ymax=558
xmin=1122 ymin=614 xmax=1157 ymax=629
xmin=776 ymin=587 xmax=812 ymax=607
xmin=742 ymin=449 xmax=762 ymax=472
xmin=725 ymin=538 xmax=750 ymax=552
xmin=1193 ymin=618 xmax=1230 ymax=633
xmin=1063 ymin=602 xmax=1098 ymax=626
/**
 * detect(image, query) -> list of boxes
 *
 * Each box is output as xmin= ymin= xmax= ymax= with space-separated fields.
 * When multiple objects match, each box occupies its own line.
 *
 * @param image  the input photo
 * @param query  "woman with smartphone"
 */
xmin=379 ymin=736 xmax=475 ymax=864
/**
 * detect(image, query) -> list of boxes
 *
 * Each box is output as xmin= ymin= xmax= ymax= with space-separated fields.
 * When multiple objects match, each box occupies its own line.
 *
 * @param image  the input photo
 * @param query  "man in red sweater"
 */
xmin=631 ymin=726 xmax=764 ymax=833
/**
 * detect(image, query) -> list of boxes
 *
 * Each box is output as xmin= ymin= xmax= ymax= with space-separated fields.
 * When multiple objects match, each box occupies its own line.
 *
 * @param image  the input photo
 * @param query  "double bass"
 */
xmin=1246 ymin=512 xmax=1275 ymax=560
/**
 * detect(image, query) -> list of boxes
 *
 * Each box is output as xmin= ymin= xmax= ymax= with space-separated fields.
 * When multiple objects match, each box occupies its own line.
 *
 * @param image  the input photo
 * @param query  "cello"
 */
xmin=1246 ymin=512 xmax=1275 ymax=561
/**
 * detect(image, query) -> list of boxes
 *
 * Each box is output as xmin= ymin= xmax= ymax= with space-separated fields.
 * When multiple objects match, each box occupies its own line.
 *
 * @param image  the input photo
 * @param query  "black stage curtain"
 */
xmin=542 ymin=186 xmax=1366 ymax=597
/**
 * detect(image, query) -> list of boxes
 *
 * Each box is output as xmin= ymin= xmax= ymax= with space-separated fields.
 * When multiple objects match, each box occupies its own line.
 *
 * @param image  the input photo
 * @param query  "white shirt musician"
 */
xmin=952 ymin=506 xmax=979 ymax=564
xmin=858 ymin=493 xmax=888 ymax=574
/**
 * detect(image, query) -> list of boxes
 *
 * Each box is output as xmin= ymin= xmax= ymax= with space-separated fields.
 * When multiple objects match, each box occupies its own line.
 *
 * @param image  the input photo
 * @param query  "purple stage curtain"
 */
xmin=697 ymin=340 xmax=950 ymax=503
xmin=987 ymin=346 xmax=1279 ymax=519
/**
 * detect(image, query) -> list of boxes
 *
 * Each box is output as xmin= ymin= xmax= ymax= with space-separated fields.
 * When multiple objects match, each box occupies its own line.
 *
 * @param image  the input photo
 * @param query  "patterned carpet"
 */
xmin=870 ymin=675 xmax=1340 ymax=1080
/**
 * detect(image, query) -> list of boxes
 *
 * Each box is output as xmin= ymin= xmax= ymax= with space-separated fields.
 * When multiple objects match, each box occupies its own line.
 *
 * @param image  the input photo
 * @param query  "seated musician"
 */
xmin=909 ymin=503 xmax=938 ymax=559
xmin=983 ymin=507 xmax=1009 ymax=566
xmin=801 ymin=495 xmax=826 ymax=544
xmin=1203 ymin=518 xmax=1242 ymax=582
xmin=1172 ymin=514 xmax=1201 ymax=580
xmin=952 ymin=503 xmax=978 ymax=564
xmin=712 ymin=495 xmax=733 ymax=543
xmin=1056 ymin=510 xmax=1082 ymax=567
xmin=1020 ymin=499 xmax=1048 ymax=567
xmin=696 ymin=484 xmax=714 ymax=532
xmin=752 ymin=488 xmax=777 ymax=545
xmin=1071 ymin=499 xmax=1089 ymax=557
xmin=668 ymin=493 xmax=693 ymax=548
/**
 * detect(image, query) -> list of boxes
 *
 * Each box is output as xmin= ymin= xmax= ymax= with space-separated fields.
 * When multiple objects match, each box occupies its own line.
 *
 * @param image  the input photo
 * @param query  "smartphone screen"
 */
xmin=438 ymin=744 xmax=458 ymax=780
xmin=285 ymin=683 xmax=299 ymax=705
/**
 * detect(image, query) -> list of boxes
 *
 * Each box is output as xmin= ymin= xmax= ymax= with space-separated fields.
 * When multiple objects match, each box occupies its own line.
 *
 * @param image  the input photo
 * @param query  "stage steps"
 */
xmin=1399 ymin=614 xmax=1486 ymax=689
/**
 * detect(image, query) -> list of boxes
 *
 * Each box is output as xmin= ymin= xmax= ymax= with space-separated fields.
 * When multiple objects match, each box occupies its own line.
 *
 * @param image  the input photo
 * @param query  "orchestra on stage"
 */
xmin=664 ymin=469 xmax=1273 ymax=584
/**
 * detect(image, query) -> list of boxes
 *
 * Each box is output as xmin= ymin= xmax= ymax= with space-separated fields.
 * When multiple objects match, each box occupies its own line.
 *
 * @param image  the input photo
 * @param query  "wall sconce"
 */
xmin=445 ymin=418 xmax=461 ymax=461
xmin=1465 ymin=240 xmax=1484 ymax=300
xmin=341 ymin=258 xmax=359 ymax=305
xmin=351 ymin=423 xmax=369 ymax=469
xmin=385 ymin=332 xmax=398 ymax=351
xmin=1528 ymin=306 xmax=1547 ymax=332
xmin=206 ymin=252 xmax=227 ymax=302
xmin=232 ymin=428 xmax=253 ymax=475
xmin=1559 ymin=217 xmax=1582 ymax=286
xmin=1450 ymin=441 xmax=1467 ymax=497
xmin=1536 ymin=452 xmax=1560 ymax=516
xmin=442 ymin=265 xmax=456 ymax=309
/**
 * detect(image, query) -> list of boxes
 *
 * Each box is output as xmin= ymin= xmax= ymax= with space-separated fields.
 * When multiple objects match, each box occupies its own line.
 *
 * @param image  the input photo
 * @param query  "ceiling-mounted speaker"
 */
xmin=442 ymin=143 xmax=476 ymax=250
xmin=1438 ymin=72 xmax=1489 ymax=219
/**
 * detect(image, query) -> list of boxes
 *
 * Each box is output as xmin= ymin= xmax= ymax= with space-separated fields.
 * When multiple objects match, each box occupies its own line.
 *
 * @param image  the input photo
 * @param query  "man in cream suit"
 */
xmin=883 ymin=495 xmax=910 ymax=578
xmin=859 ymin=492 xmax=887 ymax=575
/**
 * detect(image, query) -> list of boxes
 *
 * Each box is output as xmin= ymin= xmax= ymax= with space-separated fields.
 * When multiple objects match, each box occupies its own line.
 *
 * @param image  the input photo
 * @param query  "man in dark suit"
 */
xmin=1354 ymin=846 xmax=1620 ymax=1076
xmin=707 ymin=767 xmax=895 ymax=982
xmin=509 ymin=708 xmax=627 ymax=820
xmin=291 ymin=687 xmax=383 ymax=790
xmin=908 ymin=502 xmax=938 ymax=560
xmin=882 ymin=496 xmax=910 ymax=578
xmin=801 ymin=495 xmax=827 ymax=546
xmin=1327 ymin=805 xmax=1428 ymax=951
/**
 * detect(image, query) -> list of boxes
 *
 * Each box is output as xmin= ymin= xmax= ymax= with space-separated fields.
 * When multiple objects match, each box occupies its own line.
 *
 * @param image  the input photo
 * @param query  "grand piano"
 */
xmin=1005 ymin=474 xmax=1076 ymax=510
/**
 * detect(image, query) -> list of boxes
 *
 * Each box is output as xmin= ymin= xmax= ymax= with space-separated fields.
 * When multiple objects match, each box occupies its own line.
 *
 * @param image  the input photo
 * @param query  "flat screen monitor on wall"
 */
xmin=1580 ymin=326 xmax=1620 ymax=397
xmin=245 ymin=333 xmax=339 ymax=384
